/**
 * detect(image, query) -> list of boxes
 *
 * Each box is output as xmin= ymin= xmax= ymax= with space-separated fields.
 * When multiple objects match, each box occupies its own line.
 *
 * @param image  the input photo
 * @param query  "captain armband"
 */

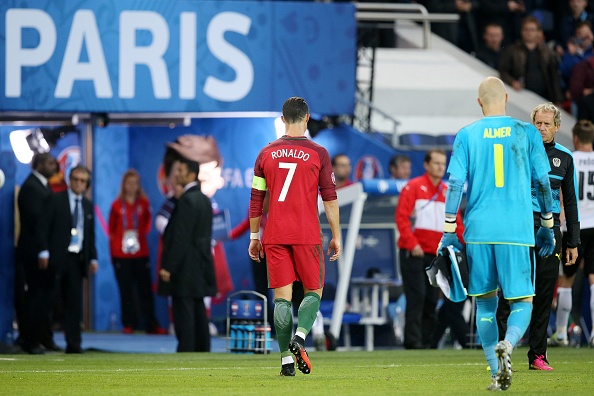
xmin=251 ymin=176 xmax=267 ymax=191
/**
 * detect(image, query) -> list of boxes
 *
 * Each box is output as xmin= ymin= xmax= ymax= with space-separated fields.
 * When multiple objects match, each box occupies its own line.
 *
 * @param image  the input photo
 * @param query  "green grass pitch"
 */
xmin=1 ymin=347 xmax=592 ymax=395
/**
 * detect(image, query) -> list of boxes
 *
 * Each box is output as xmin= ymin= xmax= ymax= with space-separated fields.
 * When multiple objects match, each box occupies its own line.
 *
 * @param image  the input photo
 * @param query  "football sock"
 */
xmin=281 ymin=354 xmax=294 ymax=365
xmin=555 ymin=287 xmax=572 ymax=339
xmin=476 ymin=296 xmax=499 ymax=376
xmin=590 ymin=284 xmax=594 ymax=331
xmin=296 ymin=292 xmax=321 ymax=338
xmin=274 ymin=298 xmax=293 ymax=353
xmin=506 ymin=301 xmax=532 ymax=347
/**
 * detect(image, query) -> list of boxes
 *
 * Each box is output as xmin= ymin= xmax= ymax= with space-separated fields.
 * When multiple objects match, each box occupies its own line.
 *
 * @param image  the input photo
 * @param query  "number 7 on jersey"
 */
xmin=278 ymin=162 xmax=297 ymax=201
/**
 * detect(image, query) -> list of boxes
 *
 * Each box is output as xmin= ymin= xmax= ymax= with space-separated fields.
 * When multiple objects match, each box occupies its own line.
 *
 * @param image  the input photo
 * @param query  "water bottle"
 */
xmin=110 ymin=312 xmax=118 ymax=332
xmin=394 ymin=306 xmax=404 ymax=345
xmin=230 ymin=324 xmax=238 ymax=352
xmin=245 ymin=324 xmax=255 ymax=353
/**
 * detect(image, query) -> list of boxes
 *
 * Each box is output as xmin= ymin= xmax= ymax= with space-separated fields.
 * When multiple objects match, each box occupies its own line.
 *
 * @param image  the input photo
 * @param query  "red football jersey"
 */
xmin=249 ymin=136 xmax=337 ymax=244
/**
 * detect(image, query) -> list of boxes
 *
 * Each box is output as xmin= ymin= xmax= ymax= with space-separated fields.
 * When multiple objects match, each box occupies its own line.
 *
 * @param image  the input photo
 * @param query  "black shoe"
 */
xmin=288 ymin=336 xmax=311 ymax=374
xmin=26 ymin=345 xmax=45 ymax=355
xmin=65 ymin=346 xmax=83 ymax=354
xmin=404 ymin=342 xmax=425 ymax=350
xmin=280 ymin=363 xmax=295 ymax=376
xmin=42 ymin=342 xmax=64 ymax=352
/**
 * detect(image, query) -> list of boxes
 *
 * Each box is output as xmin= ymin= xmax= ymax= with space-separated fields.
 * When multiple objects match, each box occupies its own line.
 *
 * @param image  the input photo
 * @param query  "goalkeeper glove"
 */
xmin=535 ymin=214 xmax=555 ymax=258
xmin=437 ymin=217 xmax=462 ymax=254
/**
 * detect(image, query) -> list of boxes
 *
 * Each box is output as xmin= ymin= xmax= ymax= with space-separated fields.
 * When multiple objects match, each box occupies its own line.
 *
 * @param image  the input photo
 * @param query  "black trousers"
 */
xmin=23 ymin=258 xmax=55 ymax=350
xmin=497 ymin=227 xmax=561 ymax=363
xmin=172 ymin=296 xmax=210 ymax=352
xmin=400 ymin=250 xmax=438 ymax=348
xmin=113 ymin=257 xmax=159 ymax=330
xmin=431 ymin=298 xmax=468 ymax=348
xmin=14 ymin=257 xmax=29 ymax=345
xmin=57 ymin=253 xmax=85 ymax=350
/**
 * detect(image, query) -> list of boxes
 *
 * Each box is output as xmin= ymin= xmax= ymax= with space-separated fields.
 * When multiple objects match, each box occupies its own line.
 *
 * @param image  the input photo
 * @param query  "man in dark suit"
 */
xmin=38 ymin=165 xmax=98 ymax=354
xmin=16 ymin=153 xmax=58 ymax=354
xmin=159 ymin=157 xmax=217 ymax=352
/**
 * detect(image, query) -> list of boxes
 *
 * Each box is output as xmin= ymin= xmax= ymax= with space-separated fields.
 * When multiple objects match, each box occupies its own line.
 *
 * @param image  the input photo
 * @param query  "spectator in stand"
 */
xmin=569 ymin=54 xmax=594 ymax=112
xmin=560 ymin=21 xmax=594 ymax=105
xmin=559 ymin=0 xmax=594 ymax=48
xmin=499 ymin=16 xmax=564 ymax=104
xmin=475 ymin=22 xmax=505 ymax=70
xmin=577 ymin=92 xmax=594 ymax=120
xmin=425 ymin=0 xmax=479 ymax=54
xmin=109 ymin=169 xmax=167 ymax=335
xmin=389 ymin=154 xmax=412 ymax=180
xmin=331 ymin=154 xmax=353 ymax=189
xmin=395 ymin=149 xmax=464 ymax=349
xmin=477 ymin=0 xmax=526 ymax=45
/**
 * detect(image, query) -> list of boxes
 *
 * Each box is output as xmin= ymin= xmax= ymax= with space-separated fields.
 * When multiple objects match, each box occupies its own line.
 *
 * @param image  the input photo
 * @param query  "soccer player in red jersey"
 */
xmin=248 ymin=97 xmax=341 ymax=376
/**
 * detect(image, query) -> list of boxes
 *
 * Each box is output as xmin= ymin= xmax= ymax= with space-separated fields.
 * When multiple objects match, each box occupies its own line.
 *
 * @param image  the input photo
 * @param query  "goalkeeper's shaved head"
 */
xmin=477 ymin=77 xmax=508 ymax=116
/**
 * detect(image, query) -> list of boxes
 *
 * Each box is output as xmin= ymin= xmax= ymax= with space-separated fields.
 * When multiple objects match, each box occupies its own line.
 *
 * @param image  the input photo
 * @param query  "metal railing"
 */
xmin=356 ymin=2 xmax=459 ymax=50
xmin=353 ymin=3 xmax=459 ymax=146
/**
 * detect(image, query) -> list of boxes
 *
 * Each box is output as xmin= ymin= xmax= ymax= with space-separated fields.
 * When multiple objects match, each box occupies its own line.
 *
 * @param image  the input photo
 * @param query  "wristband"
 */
xmin=540 ymin=214 xmax=553 ymax=229
xmin=250 ymin=232 xmax=261 ymax=240
xmin=443 ymin=220 xmax=457 ymax=233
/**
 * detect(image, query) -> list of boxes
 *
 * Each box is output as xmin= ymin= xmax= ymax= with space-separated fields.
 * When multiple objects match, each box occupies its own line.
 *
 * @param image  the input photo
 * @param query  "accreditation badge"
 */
xmin=68 ymin=228 xmax=80 ymax=253
xmin=122 ymin=229 xmax=140 ymax=254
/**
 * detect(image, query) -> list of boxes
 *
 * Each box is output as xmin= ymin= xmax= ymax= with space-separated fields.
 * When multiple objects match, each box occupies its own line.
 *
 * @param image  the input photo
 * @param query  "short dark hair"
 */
xmin=576 ymin=20 xmax=593 ymax=32
xmin=331 ymin=153 xmax=349 ymax=167
xmin=69 ymin=165 xmax=92 ymax=188
xmin=483 ymin=22 xmax=503 ymax=34
xmin=389 ymin=154 xmax=411 ymax=169
xmin=282 ymin=97 xmax=309 ymax=124
xmin=178 ymin=156 xmax=200 ymax=178
xmin=424 ymin=149 xmax=446 ymax=164
xmin=573 ymin=119 xmax=594 ymax=145
xmin=521 ymin=15 xmax=542 ymax=31
xmin=31 ymin=153 xmax=54 ymax=171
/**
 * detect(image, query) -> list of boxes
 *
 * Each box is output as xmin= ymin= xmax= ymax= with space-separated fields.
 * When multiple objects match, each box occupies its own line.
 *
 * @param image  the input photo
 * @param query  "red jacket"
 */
xmin=395 ymin=174 xmax=464 ymax=254
xmin=109 ymin=196 xmax=152 ymax=259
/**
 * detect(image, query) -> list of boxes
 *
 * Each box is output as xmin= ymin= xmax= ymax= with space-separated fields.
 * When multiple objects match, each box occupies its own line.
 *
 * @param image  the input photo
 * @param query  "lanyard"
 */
xmin=121 ymin=200 xmax=139 ymax=230
xmin=418 ymin=182 xmax=444 ymax=212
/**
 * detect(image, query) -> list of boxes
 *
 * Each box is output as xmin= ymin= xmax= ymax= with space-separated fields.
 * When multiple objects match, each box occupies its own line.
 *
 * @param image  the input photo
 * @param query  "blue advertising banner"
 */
xmin=0 ymin=0 xmax=356 ymax=114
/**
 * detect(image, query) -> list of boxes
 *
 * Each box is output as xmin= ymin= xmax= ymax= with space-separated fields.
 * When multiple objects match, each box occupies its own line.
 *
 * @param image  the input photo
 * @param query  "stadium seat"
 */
xmin=435 ymin=134 xmax=456 ymax=146
xmin=398 ymin=133 xmax=437 ymax=147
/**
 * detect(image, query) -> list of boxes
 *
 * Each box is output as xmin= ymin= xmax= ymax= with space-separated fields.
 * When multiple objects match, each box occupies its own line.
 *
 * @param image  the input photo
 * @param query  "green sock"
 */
xmin=274 ymin=298 xmax=293 ymax=353
xmin=296 ymin=292 xmax=321 ymax=337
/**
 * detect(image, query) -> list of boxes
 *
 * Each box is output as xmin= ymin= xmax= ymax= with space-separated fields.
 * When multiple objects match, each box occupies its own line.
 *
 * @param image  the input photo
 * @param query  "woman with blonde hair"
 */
xmin=109 ymin=169 xmax=166 ymax=335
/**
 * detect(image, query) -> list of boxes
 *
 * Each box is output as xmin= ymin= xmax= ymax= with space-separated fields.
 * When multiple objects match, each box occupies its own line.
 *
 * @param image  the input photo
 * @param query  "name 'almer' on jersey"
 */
xmin=483 ymin=127 xmax=512 ymax=138
xmin=271 ymin=148 xmax=310 ymax=161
